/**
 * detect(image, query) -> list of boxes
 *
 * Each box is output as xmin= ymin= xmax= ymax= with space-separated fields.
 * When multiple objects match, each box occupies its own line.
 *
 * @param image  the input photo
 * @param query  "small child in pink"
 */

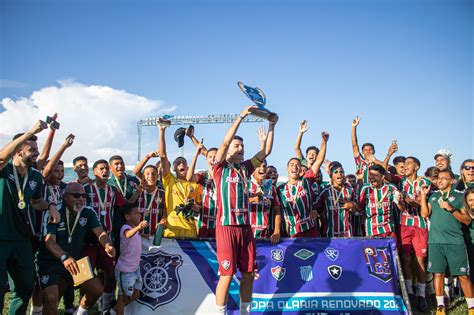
xmin=112 ymin=204 xmax=148 ymax=315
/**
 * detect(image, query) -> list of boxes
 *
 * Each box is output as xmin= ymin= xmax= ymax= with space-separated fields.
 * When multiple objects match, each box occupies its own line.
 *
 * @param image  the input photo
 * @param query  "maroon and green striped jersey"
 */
xmin=83 ymin=182 xmax=126 ymax=233
xmin=399 ymin=176 xmax=430 ymax=228
xmin=213 ymin=159 xmax=255 ymax=226
xmin=137 ymin=182 xmax=166 ymax=235
xmin=315 ymin=184 xmax=355 ymax=237
xmin=277 ymin=170 xmax=317 ymax=236
xmin=248 ymin=178 xmax=280 ymax=238
xmin=354 ymin=155 xmax=372 ymax=184
xmin=359 ymin=183 xmax=399 ymax=237
xmin=35 ymin=181 xmax=66 ymax=239
xmin=196 ymin=171 xmax=217 ymax=230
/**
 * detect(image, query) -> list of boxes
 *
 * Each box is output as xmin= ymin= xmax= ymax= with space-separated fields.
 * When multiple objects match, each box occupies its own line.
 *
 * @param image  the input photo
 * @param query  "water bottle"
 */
xmin=153 ymin=224 xmax=165 ymax=246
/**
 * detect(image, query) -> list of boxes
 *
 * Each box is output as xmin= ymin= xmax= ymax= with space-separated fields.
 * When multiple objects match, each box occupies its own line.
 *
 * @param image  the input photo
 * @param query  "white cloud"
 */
xmin=0 ymin=80 xmax=175 ymax=164
xmin=0 ymin=79 xmax=28 ymax=88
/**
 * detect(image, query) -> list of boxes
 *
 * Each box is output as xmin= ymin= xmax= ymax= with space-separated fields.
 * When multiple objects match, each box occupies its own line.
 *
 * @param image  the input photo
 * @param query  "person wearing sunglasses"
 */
xmin=456 ymin=159 xmax=474 ymax=192
xmin=36 ymin=182 xmax=115 ymax=315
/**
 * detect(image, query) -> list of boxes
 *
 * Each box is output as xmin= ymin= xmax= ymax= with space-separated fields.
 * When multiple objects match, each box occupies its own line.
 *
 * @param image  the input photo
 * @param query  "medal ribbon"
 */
xmin=114 ymin=175 xmax=127 ymax=196
xmin=287 ymin=180 xmax=302 ymax=204
xmin=374 ymin=186 xmax=389 ymax=208
xmin=229 ymin=163 xmax=248 ymax=194
xmin=330 ymin=186 xmax=344 ymax=210
xmin=143 ymin=187 xmax=158 ymax=218
xmin=93 ymin=182 xmax=109 ymax=213
xmin=13 ymin=165 xmax=28 ymax=208
xmin=66 ymin=207 xmax=82 ymax=243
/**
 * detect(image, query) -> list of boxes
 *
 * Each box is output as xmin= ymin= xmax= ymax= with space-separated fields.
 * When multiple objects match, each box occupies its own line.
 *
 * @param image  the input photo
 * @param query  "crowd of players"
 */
xmin=0 ymin=107 xmax=473 ymax=315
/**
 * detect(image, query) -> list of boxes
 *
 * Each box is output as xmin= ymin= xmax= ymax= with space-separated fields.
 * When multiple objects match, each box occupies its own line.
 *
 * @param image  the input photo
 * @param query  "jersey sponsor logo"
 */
xmin=271 ymin=266 xmax=286 ymax=281
xmin=271 ymin=249 xmax=284 ymax=262
xmin=327 ymin=265 xmax=342 ymax=280
xmin=300 ymin=265 xmax=313 ymax=281
xmin=460 ymin=267 xmax=467 ymax=273
xmin=221 ymin=260 xmax=231 ymax=270
xmin=79 ymin=217 xmax=88 ymax=226
xmin=448 ymin=196 xmax=455 ymax=202
xmin=29 ymin=180 xmax=37 ymax=191
xmin=225 ymin=176 xmax=241 ymax=183
xmin=138 ymin=250 xmax=183 ymax=310
xmin=294 ymin=249 xmax=314 ymax=260
xmin=40 ymin=275 xmax=49 ymax=285
xmin=59 ymin=222 xmax=65 ymax=228
xmin=324 ymin=247 xmax=339 ymax=262
xmin=363 ymin=247 xmax=393 ymax=282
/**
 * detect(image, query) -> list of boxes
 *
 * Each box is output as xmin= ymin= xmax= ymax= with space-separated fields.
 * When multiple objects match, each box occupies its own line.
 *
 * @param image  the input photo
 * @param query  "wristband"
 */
xmin=60 ymin=254 xmax=69 ymax=263
xmin=239 ymin=114 xmax=246 ymax=120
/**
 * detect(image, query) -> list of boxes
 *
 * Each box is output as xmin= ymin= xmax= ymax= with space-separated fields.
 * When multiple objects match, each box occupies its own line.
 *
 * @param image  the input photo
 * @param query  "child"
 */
xmin=110 ymin=204 xmax=148 ymax=315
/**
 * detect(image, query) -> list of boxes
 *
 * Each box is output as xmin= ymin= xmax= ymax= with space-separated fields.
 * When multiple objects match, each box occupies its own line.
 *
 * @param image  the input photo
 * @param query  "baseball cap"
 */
xmin=174 ymin=128 xmax=186 ymax=148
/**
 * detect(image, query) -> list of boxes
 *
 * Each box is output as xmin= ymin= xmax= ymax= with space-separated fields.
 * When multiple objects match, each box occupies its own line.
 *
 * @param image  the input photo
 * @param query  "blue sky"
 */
xmin=1 ymin=0 xmax=472 ymax=178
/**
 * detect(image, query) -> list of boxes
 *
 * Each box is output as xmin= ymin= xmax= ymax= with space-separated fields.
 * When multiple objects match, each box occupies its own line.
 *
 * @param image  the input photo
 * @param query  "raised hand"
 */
xmin=138 ymin=220 xmax=149 ymax=230
xmin=388 ymin=140 xmax=398 ymax=156
xmin=240 ymin=105 xmax=258 ymax=118
xmin=299 ymin=120 xmax=309 ymax=133
xmin=268 ymin=114 xmax=279 ymax=125
xmin=64 ymin=134 xmax=75 ymax=147
xmin=321 ymin=131 xmax=330 ymax=142
xmin=352 ymin=116 xmax=361 ymax=127
xmin=257 ymin=127 xmax=267 ymax=143
xmin=30 ymin=120 xmax=48 ymax=135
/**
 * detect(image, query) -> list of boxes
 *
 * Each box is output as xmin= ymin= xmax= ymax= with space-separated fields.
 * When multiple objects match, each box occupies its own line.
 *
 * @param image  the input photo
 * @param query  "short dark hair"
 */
xmin=305 ymin=146 xmax=319 ymax=155
xmin=12 ymin=133 xmax=37 ymax=142
xmin=406 ymin=156 xmax=421 ymax=167
xmin=232 ymin=135 xmax=244 ymax=142
xmin=346 ymin=174 xmax=356 ymax=180
xmin=73 ymin=156 xmax=88 ymax=165
xmin=329 ymin=161 xmax=343 ymax=173
xmin=143 ymin=165 xmax=158 ymax=172
xmin=287 ymin=157 xmax=301 ymax=166
xmin=393 ymin=156 xmax=406 ymax=165
xmin=424 ymin=166 xmax=439 ymax=178
xmin=109 ymin=155 xmax=123 ymax=164
xmin=206 ymin=147 xmax=218 ymax=156
xmin=57 ymin=160 xmax=64 ymax=166
xmin=123 ymin=203 xmax=138 ymax=216
xmin=439 ymin=169 xmax=455 ymax=179
xmin=362 ymin=143 xmax=375 ymax=151
xmin=93 ymin=159 xmax=108 ymax=169
xmin=369 ymin=164 xmax=385 ymax=175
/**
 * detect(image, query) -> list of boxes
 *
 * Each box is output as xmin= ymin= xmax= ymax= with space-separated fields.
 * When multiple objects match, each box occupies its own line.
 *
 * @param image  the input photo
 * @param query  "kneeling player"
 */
xmin=36 ymin=183 xmax=116 ymax=315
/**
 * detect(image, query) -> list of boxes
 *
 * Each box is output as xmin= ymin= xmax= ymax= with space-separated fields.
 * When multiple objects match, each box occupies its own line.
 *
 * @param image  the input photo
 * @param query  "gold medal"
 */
xmin=18 ymin=200 xmax=26 ymax=210
xmin=68 ymin=236 xmax=72 ymax=244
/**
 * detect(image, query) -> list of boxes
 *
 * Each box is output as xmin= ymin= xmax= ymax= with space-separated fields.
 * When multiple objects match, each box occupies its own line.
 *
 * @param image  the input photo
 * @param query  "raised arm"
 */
xmin=351 ymin=116 xmax=361 ymax=157
xmin=310 ymin=131 xmax=329 ymax=175
xmin=294 ymin=120 xmax=308 ymax=159
xmin=0 ymin=120 xmax=48 ymax=170
xmin=42 ymin=134 xmax=75 ymax=179
xmin=158 ymin=123 xmax=171 ymax=177
xmin=133 ymin=150 xmax=159 ymax=179
xmin=186 ymin=126 xmax=208 ymax=157
xmin=382 ymin=140 xmax=398 ymax=170
xmin=252 ymin=114 xmax=278 ymax=163
xmin=36 ymin=113 xmax=58 ymax=170
xmin=419 ymin=185 xmax=432 ymax=218
xmin=215 ymin=106 xmax=255 ymax=164
xmin=186 ymin=139 xmax=204 ymax=182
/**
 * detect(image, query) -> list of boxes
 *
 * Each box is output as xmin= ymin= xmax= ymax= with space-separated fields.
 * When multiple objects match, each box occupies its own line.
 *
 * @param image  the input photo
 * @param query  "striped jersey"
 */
xmin=248 ymin=178 xmax=280 ymax=238
xmin=399 ymin=176 xmax=430 ymax=228
xmin=137 ymin=182 xmax=166 ymax=235
xmin=316 ymin=184 xmax=355 ymax=237
xmin=213 ymin=160 xmax=255 ymax=226
xmin=359 ymin=183 xmax=400 ymax=236
xmin=354 ymin=155 xmax=372 ymax=184
xmin=84 ymin=182 xmax=126 ymax=233
xmin=196 ymin=171 xmax=217 ymax=230
xmin=35 ymin=181 xmax=66 ymax=239
xmin=277 ymin=170 xmax=317 ymax=236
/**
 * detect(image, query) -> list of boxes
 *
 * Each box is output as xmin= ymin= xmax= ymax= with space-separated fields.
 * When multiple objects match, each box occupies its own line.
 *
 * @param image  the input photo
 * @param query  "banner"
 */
xmin=126 ymin=238 xmax=407 ymax=315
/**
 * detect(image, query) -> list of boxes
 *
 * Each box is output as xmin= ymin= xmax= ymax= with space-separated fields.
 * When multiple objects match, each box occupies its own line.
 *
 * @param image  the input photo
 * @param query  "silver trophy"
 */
xmin=237 ymin=82 xmax=276 ymax=120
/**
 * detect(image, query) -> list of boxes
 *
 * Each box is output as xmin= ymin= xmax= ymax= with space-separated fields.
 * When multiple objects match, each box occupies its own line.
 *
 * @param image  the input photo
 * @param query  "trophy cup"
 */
xmin=237 ymin=82 xmax=276 ymax=120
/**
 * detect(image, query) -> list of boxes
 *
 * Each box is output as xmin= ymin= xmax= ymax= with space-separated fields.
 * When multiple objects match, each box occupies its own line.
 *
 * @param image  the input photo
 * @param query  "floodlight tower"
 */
xmin=136 ymin=114 xmax=264 ymax=161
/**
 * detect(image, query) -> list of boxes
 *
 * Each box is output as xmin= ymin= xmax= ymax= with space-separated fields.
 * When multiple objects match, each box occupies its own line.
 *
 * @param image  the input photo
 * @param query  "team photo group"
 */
xmin=0 ymin=103 xmax=473 ymax=315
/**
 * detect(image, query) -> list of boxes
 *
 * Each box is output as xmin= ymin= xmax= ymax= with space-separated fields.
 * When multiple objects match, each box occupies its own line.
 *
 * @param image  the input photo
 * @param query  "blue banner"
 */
xmin=127 ymin=238 xmax=407 ymax=314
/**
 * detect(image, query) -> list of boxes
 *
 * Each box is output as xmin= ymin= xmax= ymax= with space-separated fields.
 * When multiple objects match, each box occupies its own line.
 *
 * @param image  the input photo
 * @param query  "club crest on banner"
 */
xmin=363 ymin=246 xmax=393 ymax=282
xmin=324 ymin=247 xmax=339 ymax=261
xmin=300 ymin=265 xmax=313 ymax=281
xmin=294 ymin=249 xmax=315 ymax=260
xmin=327 ymin=265 xmax=343 ymax=280
xmin=137 ymin=250 xmax=183 ymax=310
xmin=271 ymin=266 xmax=286 ymax=281
xmin=271 ymin=249 xmax=284 ymax=262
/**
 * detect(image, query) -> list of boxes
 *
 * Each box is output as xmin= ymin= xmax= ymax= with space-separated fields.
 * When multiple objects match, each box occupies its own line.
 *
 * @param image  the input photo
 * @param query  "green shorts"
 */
xmin=36 ymin=260 xmax=73 ymax=289
xmin=427 ymin=243 xmax=470 ymax=276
